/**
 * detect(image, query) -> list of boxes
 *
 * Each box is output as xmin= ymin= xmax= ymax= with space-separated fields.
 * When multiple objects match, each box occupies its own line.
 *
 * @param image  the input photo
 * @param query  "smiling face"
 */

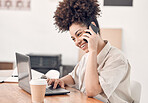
xmin=69 ymin=23 xmax=89 ymax=53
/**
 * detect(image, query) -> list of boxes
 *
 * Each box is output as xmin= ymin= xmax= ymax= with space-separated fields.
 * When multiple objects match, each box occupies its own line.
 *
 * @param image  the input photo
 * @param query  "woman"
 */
xmin=47 ymin=0 xmax=133 ymax=102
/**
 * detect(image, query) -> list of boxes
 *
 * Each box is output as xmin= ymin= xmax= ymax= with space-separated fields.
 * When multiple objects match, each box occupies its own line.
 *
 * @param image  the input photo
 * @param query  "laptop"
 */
xmin=15 ymin=52 xmax=70 ymax=95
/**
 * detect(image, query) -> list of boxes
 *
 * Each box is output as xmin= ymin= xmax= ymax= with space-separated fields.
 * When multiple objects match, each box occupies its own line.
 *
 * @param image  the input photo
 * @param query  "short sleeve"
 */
xmin=68 ymin=53 xmax=88 ymax=84
xmin=68 ymin=63 xmax=79 ymax=85
xmin=99 ymin=57 xmax=128 ymax=99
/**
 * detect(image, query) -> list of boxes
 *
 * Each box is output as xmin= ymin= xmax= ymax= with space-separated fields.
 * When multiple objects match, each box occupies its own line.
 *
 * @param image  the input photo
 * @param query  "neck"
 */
xmin=97 ymin=40 xmax=106 ymax=55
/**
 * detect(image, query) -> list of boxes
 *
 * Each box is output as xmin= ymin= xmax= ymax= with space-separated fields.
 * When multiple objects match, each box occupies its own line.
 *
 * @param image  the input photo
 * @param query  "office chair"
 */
xmin=130 ymin=80 xmax=142 ymax=103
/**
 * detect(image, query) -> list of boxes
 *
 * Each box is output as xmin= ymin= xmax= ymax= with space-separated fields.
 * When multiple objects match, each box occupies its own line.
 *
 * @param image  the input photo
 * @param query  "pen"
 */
xmin=0 ymin=81 xmax=4 ymax=83
xmin=12 ymin=75 xmax=18 ymax=77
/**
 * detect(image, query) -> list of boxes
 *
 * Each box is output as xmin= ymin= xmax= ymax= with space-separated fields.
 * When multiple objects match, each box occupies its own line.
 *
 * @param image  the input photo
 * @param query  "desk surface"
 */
xmin=0 ymin=83 xmax=103 ymax=103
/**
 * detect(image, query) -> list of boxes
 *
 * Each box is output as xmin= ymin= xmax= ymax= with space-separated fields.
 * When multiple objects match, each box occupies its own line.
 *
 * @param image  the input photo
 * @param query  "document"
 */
xmin=2 ymin=77 xmax=18 ymax=83
xmin=0 ymin=68 xmax=18 ymax=83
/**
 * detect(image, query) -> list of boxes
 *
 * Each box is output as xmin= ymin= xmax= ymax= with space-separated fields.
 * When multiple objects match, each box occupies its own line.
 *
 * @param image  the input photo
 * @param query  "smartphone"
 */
xmin=90 ymin=23 xmax=99 ymax=34
xmin=83 ymin=23 xmax=99 ymax=43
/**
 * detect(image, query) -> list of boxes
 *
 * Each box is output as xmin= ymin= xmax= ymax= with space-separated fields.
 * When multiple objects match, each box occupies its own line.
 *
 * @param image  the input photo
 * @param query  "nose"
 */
xmin=75 ymin=38 xmax=81 ymax=47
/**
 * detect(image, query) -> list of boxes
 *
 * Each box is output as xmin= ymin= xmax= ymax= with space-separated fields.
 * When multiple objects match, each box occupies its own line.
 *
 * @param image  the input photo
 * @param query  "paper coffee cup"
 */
xmin=30 ymin=79 xmax=47 ymax=103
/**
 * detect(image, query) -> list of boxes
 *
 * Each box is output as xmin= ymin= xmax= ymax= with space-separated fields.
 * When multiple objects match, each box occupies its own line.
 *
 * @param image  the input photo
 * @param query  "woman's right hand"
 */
xmin=46 ymin=78 xmax=65 ymax=89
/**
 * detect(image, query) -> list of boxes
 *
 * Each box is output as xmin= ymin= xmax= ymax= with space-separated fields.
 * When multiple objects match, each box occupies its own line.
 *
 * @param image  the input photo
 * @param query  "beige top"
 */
xmin=69 ymin=41 xmax=133 ymax=103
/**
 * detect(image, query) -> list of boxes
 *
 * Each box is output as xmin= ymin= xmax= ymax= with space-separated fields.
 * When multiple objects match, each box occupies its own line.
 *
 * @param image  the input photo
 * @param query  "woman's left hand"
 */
xmin=82 ymin=24 xmax=100 ymax=52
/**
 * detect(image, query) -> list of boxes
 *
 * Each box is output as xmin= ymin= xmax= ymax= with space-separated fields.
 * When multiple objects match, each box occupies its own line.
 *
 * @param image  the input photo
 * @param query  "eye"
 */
xmin=72 ymin=38 xmax=75 ymax=41
xmin=77 ymin=32 xmax=82 ymax=36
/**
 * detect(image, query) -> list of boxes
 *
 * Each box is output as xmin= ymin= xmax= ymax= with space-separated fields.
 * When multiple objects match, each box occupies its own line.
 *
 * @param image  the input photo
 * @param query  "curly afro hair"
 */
xmin=53 ymin=0 xmax=101 ymax=33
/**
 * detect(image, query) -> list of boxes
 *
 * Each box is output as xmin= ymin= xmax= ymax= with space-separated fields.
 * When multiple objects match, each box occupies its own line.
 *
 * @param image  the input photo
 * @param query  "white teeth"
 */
xmin=81 ymin=44 xmax=85 ymax=48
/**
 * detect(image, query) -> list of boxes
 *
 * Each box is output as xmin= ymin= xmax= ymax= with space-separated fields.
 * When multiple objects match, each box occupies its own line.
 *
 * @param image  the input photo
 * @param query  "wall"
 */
xmin=0 ymin=0 xmax=78 ymax=65
xmin=0 ymin=0 xmax=148 ymax=102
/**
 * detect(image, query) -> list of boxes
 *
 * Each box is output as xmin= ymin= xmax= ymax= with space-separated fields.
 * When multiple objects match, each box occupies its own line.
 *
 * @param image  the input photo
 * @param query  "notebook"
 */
xmin=15 ymin=52 xmax=70 ymax=95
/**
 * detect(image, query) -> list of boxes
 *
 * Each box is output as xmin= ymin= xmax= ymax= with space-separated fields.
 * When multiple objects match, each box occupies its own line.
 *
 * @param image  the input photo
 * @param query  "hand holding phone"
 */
xmin=83 ymin=22 xmax=99 ymax=42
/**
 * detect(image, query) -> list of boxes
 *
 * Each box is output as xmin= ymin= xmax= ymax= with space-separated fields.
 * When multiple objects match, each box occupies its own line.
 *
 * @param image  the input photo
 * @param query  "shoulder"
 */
xmin=102 ymin=46 xmax=130 ymax=73
xmin=109 ymin=46 xmax=128 ymax=63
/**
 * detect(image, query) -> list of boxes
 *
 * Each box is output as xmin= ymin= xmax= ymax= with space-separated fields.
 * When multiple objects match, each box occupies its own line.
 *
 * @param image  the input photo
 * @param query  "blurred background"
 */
xmin=0 ymin=0 xmax=148 ymax=102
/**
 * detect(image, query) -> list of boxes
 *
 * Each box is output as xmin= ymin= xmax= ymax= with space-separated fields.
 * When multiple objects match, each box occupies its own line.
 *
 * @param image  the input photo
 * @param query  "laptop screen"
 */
xmin=16 ymin=53 xmax=32 ymax=93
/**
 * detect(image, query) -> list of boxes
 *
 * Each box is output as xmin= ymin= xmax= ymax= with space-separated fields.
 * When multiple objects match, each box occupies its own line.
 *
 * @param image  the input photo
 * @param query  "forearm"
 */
xmin=85 ymin=51 xmax=102 ymax=97
xmin=60 ymin=75 xmax=75 ymax=86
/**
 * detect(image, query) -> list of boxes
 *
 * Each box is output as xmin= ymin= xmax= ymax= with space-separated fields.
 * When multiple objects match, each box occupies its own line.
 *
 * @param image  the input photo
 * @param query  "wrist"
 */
xmin=89 ymin=50 xmax=97 ymax=54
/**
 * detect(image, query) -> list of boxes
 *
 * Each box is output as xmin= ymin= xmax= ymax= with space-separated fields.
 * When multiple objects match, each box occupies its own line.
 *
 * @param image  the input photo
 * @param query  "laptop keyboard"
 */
xmin=46 ymin=86 xmax=60 ymax=93
xmin=46 ymin=88 xmax=53 ymax=93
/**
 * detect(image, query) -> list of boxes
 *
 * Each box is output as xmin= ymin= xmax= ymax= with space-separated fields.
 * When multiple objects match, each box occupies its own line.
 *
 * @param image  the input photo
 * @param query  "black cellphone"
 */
xmin=90 ymin=23 xmax=99 ymax=34
xmin=83 ymin=23 xmax=99 ymax=43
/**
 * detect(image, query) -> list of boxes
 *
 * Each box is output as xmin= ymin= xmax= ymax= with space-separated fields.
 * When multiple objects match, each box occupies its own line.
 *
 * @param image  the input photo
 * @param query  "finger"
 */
xmin=91 ymin=22 xmax=96 ymax=26
xmin=59 ymin=81 xmax=65 ymax=89
xmin=53 ymin=79 xmax=59 ymax=89
xmin=48 ymin=79 xmax=55 ymax=85
xmin=82 ymin=36 xmax=89 ymax=42
xmin=47 ymin=78 xmax=52 ymax=85
xmin=61 ymin=83 xmax=65 ymax=89
xmin=83 ymin=29 xmax=93 ymax=36
xmin=46 ymin=78 xmax=50 ymax=83
xmin=82 ymin=33 xmax=90 ymax=38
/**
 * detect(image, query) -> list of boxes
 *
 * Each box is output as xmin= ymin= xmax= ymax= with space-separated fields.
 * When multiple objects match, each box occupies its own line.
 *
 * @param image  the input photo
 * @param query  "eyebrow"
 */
xmin=71 ymin=36 xmax=74 ymax=38
xmin=75 ymin=29 xmax=81 ymax=35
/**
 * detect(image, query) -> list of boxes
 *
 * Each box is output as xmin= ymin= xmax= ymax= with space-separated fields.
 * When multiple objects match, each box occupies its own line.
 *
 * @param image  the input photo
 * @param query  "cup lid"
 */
xmin=30 ymin=79 xmax=47 ymax=85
